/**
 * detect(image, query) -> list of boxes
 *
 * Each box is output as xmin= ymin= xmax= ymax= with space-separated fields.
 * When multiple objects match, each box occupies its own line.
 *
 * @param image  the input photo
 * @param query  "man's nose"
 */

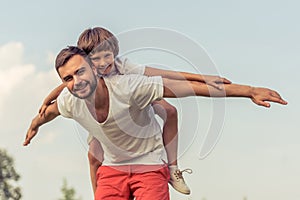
xmin=73 ymin=75 xmax=82 ymax=86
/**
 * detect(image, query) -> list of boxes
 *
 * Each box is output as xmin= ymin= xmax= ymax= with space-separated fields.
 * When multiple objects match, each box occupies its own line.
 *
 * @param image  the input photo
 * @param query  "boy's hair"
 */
xmin=77 ymin=27 xmax=119 ymax=57
xmin=55 ymin=46 xmax=91 ymax=72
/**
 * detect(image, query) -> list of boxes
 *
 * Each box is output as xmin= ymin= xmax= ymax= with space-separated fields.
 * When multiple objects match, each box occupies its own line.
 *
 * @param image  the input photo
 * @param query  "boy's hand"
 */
xmin=250 ymin=87 xmax=288 ymax=107
xmin=23 ymin=126 xmax=39 ymax=146
xmin=203 ymin=75 xmax=232 ymax=90
xmin=39 ymin=103 xmax=48 ymax=118
xmin=39 ymin=101 xmax=55 ymax=118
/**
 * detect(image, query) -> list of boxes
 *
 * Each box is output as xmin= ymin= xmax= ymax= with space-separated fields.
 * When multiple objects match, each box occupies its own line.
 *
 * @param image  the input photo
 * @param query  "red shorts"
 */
xmin=94 ymin=165 xmax=170 ymax=200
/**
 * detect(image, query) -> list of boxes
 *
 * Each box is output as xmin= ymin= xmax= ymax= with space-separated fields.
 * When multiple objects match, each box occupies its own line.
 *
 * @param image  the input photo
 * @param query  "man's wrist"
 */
xmin=248 ymin=86 xmax=255 ymax=98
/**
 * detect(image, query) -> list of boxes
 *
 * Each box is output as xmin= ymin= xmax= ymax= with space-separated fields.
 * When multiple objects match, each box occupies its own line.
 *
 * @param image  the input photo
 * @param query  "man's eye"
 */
xmin=64 ymin=77 xmax=72 ymax=82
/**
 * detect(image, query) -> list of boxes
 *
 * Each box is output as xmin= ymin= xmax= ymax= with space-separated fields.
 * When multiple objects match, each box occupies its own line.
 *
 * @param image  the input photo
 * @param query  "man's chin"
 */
xmin=72 ymin=90 xmax=92 ymax=99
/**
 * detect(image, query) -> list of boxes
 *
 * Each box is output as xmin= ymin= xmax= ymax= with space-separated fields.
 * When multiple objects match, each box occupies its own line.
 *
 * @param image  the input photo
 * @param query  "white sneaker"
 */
xmin=169 ymin=168 xmax=192 ymax=195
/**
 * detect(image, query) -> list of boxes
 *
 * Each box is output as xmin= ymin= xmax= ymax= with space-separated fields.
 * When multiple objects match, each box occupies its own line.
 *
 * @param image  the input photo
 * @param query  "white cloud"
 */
xmin=0 ymin=63 xmax=35 ymax=98
xmin=0 ymin=42 xmax=24 ymax=69
xmin=0 ymin=42 xmax=60 ymax=143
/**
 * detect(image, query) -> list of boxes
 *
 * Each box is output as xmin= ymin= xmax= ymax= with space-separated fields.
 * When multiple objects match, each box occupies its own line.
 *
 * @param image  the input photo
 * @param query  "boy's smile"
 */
xmin=89 ymin=50 xmax=115 ymax=76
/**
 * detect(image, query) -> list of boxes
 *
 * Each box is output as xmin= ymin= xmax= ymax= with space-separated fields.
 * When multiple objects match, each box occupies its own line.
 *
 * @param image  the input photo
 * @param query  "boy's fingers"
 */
xmin=223 ymin=78 xmax=232 ymax=84
xmin=39 ymin=106 xmax=47 ymax=118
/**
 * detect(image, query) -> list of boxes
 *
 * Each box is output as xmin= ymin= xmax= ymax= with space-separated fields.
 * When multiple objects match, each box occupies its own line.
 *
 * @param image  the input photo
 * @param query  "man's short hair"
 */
xmin=55 ymin=46 xmax=90 ymax=72
xmin=77 ymin=27 xmax=119 ymax=57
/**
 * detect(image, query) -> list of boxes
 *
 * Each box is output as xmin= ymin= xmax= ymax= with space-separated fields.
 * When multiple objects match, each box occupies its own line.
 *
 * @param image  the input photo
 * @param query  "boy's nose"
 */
xmin=98 ymin=59 xmax=107 ymax=68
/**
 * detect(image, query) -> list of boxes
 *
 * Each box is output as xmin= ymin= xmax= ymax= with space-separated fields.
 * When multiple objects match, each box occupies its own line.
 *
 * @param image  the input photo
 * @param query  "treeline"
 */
xmin=0 ymin=148 xmax=81 ymax=200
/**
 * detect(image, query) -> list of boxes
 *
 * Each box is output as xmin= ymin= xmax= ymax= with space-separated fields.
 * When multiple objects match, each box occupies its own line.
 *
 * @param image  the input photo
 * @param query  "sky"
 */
xmin=0 ymin=0 xmax=299 ymax=200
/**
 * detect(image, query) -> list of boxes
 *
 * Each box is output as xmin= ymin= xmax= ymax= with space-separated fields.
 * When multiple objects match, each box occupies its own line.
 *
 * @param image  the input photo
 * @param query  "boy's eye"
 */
xmin=91 ymin=57 xmax=100 ymax=62
xmin=77 ymin=69 xmax=85 ymax=75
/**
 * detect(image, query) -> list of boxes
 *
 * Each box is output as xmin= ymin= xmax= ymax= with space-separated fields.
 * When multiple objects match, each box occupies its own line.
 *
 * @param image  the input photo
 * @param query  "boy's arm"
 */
xmin=24 ymin=101 xmax=60 ymax=146
xmin=39 ymin=83 xmax=66 ymax=117
xmin=162 ymin=78 xmax=288 ymax=107
xmin=144 ymin=66 xmax=231 ymax=90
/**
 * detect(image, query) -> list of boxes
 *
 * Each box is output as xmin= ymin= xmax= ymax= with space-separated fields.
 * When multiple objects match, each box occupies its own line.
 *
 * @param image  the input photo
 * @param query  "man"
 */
xmin=24 ymin=46 xmax=287 ymax=200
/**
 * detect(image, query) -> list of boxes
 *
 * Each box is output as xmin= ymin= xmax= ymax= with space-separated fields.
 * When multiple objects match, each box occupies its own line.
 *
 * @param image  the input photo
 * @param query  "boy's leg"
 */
xmin=152 ymin=99 xmax=191 ymax=195
xmin=152 ymin=99 xmax=178 ymax=166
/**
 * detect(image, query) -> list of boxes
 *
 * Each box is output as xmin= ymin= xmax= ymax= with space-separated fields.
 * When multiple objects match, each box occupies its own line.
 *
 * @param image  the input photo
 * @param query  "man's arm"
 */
xmin=88 ymin=138 xmax=103 ymax=194
xmin=23 ymin=101 xmax=60 ymax=146
xmin=144 ymin=66 xmax=231 ymax=89
xmin=162 ymin=79 xmax=288 ymax=107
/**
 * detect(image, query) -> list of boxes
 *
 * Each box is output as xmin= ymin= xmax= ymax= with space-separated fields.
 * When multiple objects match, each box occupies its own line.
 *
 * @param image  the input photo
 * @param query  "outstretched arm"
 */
xmin=24 ymin=101 xmax=60 ymax=146
xmin=162 ymin=79 xmax=288 ymax=107
xmin=39 ymin=83 xmax=66 ymax=117
xmin=144 ymin=66 xmax=231 ymax=90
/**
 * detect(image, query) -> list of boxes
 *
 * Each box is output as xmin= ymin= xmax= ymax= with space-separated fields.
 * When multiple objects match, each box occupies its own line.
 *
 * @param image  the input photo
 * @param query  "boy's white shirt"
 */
xmin=57 ymin=71 xmax=167 ymax=166
xmin=112 ymin=57 xmax=145 ymax=76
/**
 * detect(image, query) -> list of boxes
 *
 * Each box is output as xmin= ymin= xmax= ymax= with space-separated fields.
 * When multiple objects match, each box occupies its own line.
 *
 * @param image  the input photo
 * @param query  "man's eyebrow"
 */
xmin=63 ymin=75 xmax=72 ymax=81
xmin=76 ymin=66 xmax=86 ymax=72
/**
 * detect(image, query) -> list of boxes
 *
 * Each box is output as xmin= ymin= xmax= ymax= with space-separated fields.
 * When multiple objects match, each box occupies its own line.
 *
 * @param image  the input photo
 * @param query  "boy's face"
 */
xmin=89 ymin=50 xmax=115 ymax=76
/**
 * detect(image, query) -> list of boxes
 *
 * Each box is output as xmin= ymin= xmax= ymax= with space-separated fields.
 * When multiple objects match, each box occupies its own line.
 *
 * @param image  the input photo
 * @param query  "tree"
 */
xmin=59 ymin=178 xmax=81 ymax=200
xmin=0 ymin=148 xmax=22 ymax=200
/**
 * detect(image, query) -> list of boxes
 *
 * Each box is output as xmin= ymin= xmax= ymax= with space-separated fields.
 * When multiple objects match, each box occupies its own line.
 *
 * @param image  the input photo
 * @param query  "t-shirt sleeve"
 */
xmin=128 ymin=75 xmax=163 ymax=109
xmin=56 ymin=88 xmax=73 ymax=118
xmin=116 ymin=57 xmax=145 ymax=75
xmin=87 ymin=134 xmax=94 ymax=144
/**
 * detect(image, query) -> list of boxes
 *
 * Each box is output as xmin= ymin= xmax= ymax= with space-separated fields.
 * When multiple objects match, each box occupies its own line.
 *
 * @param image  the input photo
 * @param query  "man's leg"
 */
xmin=152 ymin=99 xmax=191 ymax=195
xmin=95 ymin=166 xmax=131 ymax=200
xmin=130 ymin=165 xmax=170 ymax=200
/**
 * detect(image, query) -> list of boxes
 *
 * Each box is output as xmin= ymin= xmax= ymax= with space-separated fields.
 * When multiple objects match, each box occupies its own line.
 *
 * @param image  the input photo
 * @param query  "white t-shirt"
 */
xmin=57 ymin=74 xmax=166 ymax=166
xmin=109 ymin=57 xmax=145 ymax=76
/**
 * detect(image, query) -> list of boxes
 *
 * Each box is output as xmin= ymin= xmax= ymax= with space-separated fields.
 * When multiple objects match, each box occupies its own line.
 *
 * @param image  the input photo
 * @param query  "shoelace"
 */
xmin=174 ymin=168 xmax=193 ymax=180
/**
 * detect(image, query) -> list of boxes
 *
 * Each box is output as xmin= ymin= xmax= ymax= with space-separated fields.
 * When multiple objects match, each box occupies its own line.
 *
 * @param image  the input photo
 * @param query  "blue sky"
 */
xmin=0 ymin=1 xmax=299 ymax=200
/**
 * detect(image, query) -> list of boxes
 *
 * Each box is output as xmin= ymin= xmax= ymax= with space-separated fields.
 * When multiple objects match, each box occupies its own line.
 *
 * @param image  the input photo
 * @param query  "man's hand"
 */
xmin=250 ymin=87 xmax=288 ymax=107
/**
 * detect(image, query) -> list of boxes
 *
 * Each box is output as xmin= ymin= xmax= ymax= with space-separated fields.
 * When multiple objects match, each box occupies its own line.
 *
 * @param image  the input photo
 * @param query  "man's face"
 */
xmin=89 ymin=50 xmax=115 ymax=76
xmin=58 ymin=55 xmax=97 ymax=99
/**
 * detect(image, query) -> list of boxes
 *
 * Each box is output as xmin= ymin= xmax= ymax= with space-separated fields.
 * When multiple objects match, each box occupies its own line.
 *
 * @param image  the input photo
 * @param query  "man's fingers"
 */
xmin=255 ymin=99 xmax=271 ymax=108
xmin=270 ymin=91 xmax=288 ymax=105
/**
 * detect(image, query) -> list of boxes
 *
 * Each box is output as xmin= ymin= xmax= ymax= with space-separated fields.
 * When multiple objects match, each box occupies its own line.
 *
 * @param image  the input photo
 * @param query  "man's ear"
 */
xmin=91 ymin=65 xmax=97 ymax=75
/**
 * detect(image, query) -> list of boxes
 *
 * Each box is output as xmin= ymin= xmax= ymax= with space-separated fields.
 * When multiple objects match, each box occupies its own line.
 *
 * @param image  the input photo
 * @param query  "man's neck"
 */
xmin=85 ymin=77 xmax=109 ymax=123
